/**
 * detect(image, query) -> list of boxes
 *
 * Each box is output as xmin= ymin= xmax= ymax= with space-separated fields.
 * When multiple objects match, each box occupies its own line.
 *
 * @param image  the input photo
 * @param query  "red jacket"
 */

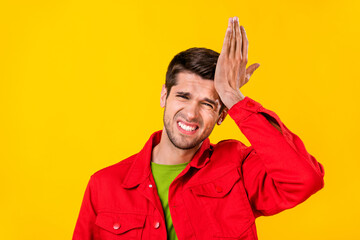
xmin=73 ymin=96 xmax=325 ymax=240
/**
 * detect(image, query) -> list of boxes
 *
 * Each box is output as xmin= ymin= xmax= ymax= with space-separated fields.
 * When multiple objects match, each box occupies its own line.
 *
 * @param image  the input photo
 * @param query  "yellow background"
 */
xmin=1 ymin=0 xmax=359 ymax=239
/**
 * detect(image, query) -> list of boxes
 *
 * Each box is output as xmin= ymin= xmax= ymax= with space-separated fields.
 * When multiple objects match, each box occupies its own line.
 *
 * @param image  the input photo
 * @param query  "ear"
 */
xmin=217 ymin=108 xmax=228 ymax=125
xmin=160 ymin=84 xmax=167 ymax=108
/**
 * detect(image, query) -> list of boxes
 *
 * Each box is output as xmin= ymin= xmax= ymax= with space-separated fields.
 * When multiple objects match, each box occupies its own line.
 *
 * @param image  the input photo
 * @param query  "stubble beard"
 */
xmin=163 ymin=107 xmax=208 ymax=150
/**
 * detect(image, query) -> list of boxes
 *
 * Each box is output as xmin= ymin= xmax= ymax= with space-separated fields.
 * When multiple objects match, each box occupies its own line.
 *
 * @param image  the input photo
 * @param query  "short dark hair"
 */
xmin=165 ymin=47 xmax=225 ymax=113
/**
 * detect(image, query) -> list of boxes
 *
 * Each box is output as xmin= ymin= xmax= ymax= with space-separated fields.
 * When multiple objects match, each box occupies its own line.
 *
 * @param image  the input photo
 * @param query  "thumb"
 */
xmin=244 ymin=63 xmax=260 ymax=84
xmin=246 ymin=63 xmax=260 ymax=76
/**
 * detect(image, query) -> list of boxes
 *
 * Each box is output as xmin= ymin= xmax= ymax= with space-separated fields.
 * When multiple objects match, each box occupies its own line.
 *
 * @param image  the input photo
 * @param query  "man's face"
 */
xmin=160 ymin=71 xmax=226 ymax=150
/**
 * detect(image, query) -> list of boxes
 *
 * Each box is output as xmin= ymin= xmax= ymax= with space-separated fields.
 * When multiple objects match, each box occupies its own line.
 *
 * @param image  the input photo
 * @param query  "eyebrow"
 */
xmin=176 ymin=91 xmax=190 ymax=97
xmin=203 ymin=98 xmax=216 ymax=106
xmin=176 ymin=91 xmax=216 ymax=106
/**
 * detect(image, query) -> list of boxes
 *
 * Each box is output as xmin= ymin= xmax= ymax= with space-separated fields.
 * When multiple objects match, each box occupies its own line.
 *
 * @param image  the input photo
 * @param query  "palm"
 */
xmin=214 ymin=17 xmax=260 ymax=99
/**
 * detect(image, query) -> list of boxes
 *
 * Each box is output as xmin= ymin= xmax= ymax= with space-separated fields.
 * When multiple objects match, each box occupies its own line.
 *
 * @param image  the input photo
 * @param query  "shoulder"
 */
xmin=213 ymin=138 xmax=252 ymax=154
xmin=88 ymin=153 xmax=137 ymax=185
xmin=211 ymin=139 xmax=255 ymax=164
xmin=214 ymin=139 xmax=247 ymax=149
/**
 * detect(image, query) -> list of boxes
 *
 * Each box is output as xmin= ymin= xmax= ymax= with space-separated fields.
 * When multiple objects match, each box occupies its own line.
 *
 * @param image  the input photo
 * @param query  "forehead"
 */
xmin=172 ymin=71 xmax=219 ymax=99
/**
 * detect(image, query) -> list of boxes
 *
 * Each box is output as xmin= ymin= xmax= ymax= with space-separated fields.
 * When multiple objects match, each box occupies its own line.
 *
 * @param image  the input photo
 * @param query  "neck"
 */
xmin=151 ymin=128 xmax=202 ymax=165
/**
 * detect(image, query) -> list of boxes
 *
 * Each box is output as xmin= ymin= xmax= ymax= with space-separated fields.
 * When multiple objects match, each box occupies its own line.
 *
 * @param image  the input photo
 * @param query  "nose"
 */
xmin=184 ymin=102 xmax=200 ymax=122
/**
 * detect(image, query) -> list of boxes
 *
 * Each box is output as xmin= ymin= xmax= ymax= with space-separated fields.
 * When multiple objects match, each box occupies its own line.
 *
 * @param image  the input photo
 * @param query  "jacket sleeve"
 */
xmin=227 ymin=96 xmax=325 ymax=218
xmin=73 ymin=176 xmax=97 ymax=240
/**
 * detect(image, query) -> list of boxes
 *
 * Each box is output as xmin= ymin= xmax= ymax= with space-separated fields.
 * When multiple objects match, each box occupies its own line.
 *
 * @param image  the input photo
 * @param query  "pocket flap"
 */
xmin=95 ymin=212 xmax=146 ymax=234
xmin=191 ymin=168 xmax=241 ymax=198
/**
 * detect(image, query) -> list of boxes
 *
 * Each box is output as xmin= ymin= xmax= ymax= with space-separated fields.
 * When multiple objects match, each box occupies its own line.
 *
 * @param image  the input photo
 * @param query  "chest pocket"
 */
xmin=95 ymin=212 xmax=146 ymax=239
xmin=191 ymin=167 xmax=241 ymax=198
xmin=190 ymin=168 xmax=255 ymax=239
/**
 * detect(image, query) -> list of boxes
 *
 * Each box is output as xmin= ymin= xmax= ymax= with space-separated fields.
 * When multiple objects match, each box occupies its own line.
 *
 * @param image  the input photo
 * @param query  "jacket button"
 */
xmin=113 ymin=222 xmax=121 ymax=230
xmin=246 ymin=101 xmax=255 ymax=107
xmin=149 ymin=184 xmax=153 ymax=188
xmin=153 ymin=221 xmax=160 ymax=229
xmin=215 ymin=186 xmax=223 ymax=193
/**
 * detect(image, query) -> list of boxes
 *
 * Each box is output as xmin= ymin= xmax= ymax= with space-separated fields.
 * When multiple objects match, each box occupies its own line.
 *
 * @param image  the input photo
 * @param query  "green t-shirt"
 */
xmin=150 ymin=161 xmax=189 ymax=240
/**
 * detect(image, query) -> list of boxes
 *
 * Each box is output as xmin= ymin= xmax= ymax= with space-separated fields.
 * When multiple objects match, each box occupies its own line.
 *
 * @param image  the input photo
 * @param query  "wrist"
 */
xmin=220 ymin=90 xmax=245 ymax=109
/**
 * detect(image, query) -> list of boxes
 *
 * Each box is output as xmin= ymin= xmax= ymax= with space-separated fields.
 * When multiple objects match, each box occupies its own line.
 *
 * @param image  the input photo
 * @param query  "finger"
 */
xmin=229 ymin=17 xmax=236 ymax=59
xmin=246 ymin=63 xmax=260 ymax=75
xmin=245 ymin=63 xmax=260 ymax=81
xmin=234 ymin=17 xmax=242 ymax=60
xmin=240 ymin=25 xmax=248 ymax=64
xmin=221 ymin=18 xmax=232 ymax=57
xmin=230 ymin=16 xmax=238 ymax=59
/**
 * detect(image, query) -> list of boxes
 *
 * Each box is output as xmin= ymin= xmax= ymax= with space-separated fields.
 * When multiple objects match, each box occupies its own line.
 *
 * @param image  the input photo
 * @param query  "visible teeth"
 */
xmin=178 ymin=122 xmax=196 ymax=132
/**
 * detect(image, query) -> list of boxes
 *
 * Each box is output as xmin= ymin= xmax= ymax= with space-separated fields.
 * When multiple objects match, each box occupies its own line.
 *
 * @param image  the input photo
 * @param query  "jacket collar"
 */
xmin=122 ymin=130 xmax=212 ymax=189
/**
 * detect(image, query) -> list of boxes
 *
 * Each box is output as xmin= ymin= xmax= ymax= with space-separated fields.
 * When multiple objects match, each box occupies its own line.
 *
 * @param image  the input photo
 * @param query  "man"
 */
xmin=73 ymin=16 xmax=325 ymax=240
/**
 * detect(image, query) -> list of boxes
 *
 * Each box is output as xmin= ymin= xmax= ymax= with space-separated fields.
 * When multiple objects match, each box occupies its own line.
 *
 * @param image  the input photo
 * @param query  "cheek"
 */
xmin=164 ymin=104 xmax=181 ymax=121
xmin=201 ymin=112 xmax=218 ymax=127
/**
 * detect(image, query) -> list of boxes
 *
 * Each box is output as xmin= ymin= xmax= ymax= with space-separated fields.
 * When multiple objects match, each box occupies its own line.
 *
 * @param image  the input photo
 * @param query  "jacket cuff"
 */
xmin=227 ymin=96 xmax=263 ymax=122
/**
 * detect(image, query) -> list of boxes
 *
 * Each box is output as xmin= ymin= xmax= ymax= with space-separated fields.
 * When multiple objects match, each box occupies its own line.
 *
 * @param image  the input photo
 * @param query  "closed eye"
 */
xmin=202 ymin=102 xmax=214 ymax=109
xmin=177 ymin=95 xmax=189 ymax=100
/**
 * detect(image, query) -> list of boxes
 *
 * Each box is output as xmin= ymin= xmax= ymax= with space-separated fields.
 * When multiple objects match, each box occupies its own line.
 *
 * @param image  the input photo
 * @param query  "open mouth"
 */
xmin=177 ymin=120 xmax=199 ymax=135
